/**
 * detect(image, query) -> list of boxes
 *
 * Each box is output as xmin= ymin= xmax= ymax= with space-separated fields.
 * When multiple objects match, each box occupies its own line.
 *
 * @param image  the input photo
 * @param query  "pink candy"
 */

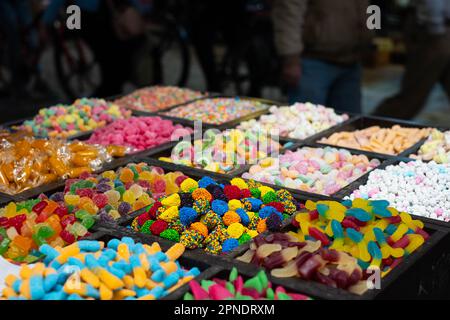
xmin=86 ymin=116 xmax=193 ymax=152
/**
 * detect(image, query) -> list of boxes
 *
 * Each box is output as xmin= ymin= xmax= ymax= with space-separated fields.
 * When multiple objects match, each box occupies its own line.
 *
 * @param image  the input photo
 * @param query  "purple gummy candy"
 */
xmin=50 ymin=192 xmax=64 ymax=203
xmin=96 ymin=183 xmax=112 ymax=193
xmin=118 ymin=202 xmax=132 ymax=216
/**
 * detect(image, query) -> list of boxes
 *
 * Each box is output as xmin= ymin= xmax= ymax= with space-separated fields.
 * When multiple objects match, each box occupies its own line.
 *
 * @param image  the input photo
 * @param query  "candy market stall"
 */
xmin=0 ymin=87 xmax=450 ymax=300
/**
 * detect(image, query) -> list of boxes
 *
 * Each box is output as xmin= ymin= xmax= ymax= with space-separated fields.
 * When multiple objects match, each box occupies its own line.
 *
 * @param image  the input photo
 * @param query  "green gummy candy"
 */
xmin=75 ymin=209 xmax=90 ymax=220
xmin=225 ymin=282 xmax=235 ymax=295
xmin=201 ymin=280 xmax=216 ymax=291
xmin=276 ymin=292 xmax=292 ymax=300
xmin=257 ymin=270 xmax=269 ymax=288
xmin=82 ymin=216 xmax=95 ymax=229
xmin=244 ymin=277 xmax=263 ymax=293
xmin=37 ymin=226 xmax=55 ymax=239
xmin=235 ymin=293 xmax=253 ymax=300
xmin=183 ymin=292 xmax=194 ymax=300
xmin=116 ymin=186 xmax=126 ymax=196
xmin=266 ymin=287 xmax=275 ymax=300
xmin=32 ymin=234 xmax=47 ymax=247
xmin=229 ymin=267 xmax=238 ymax=282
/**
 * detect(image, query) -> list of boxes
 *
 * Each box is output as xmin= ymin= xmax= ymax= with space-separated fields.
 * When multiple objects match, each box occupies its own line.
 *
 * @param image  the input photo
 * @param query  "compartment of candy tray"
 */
xmin=314 ymin=115 xmax=434 ymax=158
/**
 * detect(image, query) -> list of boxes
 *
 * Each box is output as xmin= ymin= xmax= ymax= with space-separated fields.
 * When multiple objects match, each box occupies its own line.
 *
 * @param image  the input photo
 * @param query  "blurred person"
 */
xmin=373 ymin=0 xmax=450 ymax=119
xmin=43 ymin=0 xmax=148 ymax=97
xmin=189 ymin=0 xmax=247 ymax=92
xmin=0 ymin=0 xmax=36 ymax=96
xmin=272 ymin=0 xmax=372 ymax=113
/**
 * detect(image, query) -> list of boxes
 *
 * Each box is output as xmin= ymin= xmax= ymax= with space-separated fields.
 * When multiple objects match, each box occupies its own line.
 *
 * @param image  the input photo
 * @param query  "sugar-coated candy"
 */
xmin=160 ymin=128 xmax=282 ymax=174
xmin=114 ymin=86 xmax=204 ymax=112
xmin=319 ymin=125 xmax=431 ymax=155
xmin=1 ymin=238 xmax=200 ymax=300
xmin=61 ymin=163 xmax=184 ymax=221
xmin=411 ymin=129 xmax=450 ymax=164
xmin=349 ymin=161 xmax=450 ymax=221
xmin=161 ymin=97 xmax=269 ymax=125
xmin=86 ymin=116 xmax=193 ymax=152
xmin=131 ymin=176 xmax=299 ymax=254
xmin=184 ymin=267 xmax=311 ymax=300
xmin=17 ymin=98 xmax=131 ymax=139
xmin=0 ymin=196 xmax=95 ymax=262
xmin=238 ymin=102 xmax=349 ymax=140
xmin=243 ymin=147 xmax=380 ymax=195
xmin=0 ymin=134 xmax=126 ymax=195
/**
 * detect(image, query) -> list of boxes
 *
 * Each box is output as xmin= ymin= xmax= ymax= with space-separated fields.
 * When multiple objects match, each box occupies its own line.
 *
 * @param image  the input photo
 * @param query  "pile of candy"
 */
xmin=237 ymin=233 xmax=367 ymax=294
xmin=114 ymin=86 xmax=204 ymax=112
xmin=159 ymin=129 xmax=283 ymax=174
xmin=63 ymin=163 xmax=184 ymax=223
xmin=237 ymin=103 xmax=349 ymax=140
xmin=319 ymin=125 xmax=431 ymax=155
xmin=411 ymin=129 xmax=450 ymax=164
xmin=86 ymin=117 xmax=193 ymax=153
xmin=1 ymin=238 xmax=201 ymax=300
xmin=131 ymin=177 xmax=299 ymax=255
xmin=242 ymin=147 xmax=380 ymax=195
xmin=349 ymin=161 xmax=450 ymax=221
xmin=17 ymin=98 xmax=131 ymax=139
xmin=0 ymin=196 xmax=93 ymax=262
xmin=238 ymin=199 xmax=428 ymax=293
xmin=0 ymin=136 xmax=126 ymax=195
xmin=161 ymin=98 xmax=270 ymax=125
xmin=184 ymin=267 xmax=311 ymax=300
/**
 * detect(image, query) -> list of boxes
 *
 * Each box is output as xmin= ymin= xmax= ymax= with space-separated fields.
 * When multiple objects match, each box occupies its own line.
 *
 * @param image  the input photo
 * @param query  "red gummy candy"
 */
xmin=137 ymin=213 xmax=150 ymax=226
xmin=76 ymin=188 xmax=94 ymax=198
xmin=32 ymin=201 xmax=48 ymax=214
xmin=223 ymin=185 xmax=241 ymax=200
xmin=265 ymin=202 xmax=285 ymax=213
xmin=151 ymin=179 xmax=166 ymax=193
xmin=150 ymin=220 xmax=168 ymax=236
xmin=240 ymin=189 xmax=252 ymax=198
xmin=35 ymin=212 xmax=50 ymax=223
xmin=79 ymin=171 xmax=91 ymax=180
xmin=0 ymin=217 xmax=8 ymax=227
xmin=309 ymin=210 xmax=319 ymax=221
xmin=148 ymin=201 xmax=162 ymax=220
xmin=308 ymin=227 xmax=330 ymax=246
xmin=175 ymin=175 xmax=188 ymax=187
xmin=60 ymin=215 xmax=77 ymax=228
xmin=60 ymin=230 xmax=76 ymax=244
xmin=54 ymin=206 xmax=68 ymax=218
xmin=92 ymin=194 xmax=108 ymax=209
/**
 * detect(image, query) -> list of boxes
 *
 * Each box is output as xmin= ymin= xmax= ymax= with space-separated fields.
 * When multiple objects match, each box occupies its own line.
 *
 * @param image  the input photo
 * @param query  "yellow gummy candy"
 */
xmin=98 ymin=269 xmax=124 ymax=290
xmin=391 ymin=224 xmax=408 ymax=242
xmin=117 ymin=243 xmax=130 ymax=261
xmin=99 ymin=284 xmax=113 ymax=300
xmin=81 ymin=268 xmax=100 ymax=288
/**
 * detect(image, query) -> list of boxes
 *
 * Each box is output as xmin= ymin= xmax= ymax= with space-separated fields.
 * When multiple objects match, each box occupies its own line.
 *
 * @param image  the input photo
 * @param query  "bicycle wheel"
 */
xmin=51 ymin=25 xmax=101 ymax=100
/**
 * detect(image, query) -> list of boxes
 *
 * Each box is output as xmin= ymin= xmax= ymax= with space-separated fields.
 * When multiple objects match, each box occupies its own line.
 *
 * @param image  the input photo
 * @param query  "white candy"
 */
xmin=348 ymin=161 xmax=450 ymax=221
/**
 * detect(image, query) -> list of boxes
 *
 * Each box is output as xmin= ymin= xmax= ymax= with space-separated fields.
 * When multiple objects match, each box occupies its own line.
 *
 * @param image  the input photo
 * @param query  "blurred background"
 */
xmin=0 ymin=0 xmax=449 ymax=125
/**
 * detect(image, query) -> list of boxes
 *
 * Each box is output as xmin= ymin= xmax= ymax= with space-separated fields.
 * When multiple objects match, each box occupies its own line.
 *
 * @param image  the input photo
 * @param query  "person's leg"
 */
xmin=288 ymin=58 xmax=337 ymax=105
xmin=327 ymin=64 xmax=362 ymax=114
xmin=373 ymin=32 xmax=450 ymax=119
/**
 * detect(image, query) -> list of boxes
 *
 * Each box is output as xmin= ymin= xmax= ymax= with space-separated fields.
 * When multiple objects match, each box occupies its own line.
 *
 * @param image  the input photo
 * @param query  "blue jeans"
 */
xmin=288 ymin=58 xmax=362 ymax=114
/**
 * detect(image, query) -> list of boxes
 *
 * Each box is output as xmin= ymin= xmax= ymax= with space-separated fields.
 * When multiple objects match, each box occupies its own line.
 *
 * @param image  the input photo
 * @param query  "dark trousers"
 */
xmin=288 ymin=58 xmax=362 ymax=114
xmin=373 ymin=25 xmax=450 ymax=119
